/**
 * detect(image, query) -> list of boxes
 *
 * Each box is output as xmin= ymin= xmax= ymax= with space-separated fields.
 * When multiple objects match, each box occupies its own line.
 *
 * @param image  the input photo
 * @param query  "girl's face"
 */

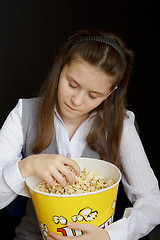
xmin=57 ymin=59 xmax=115 ymax=124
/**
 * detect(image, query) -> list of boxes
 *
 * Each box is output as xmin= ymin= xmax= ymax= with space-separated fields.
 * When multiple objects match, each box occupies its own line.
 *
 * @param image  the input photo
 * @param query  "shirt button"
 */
xmin=66 ymin=153 xmax=70 ymax=158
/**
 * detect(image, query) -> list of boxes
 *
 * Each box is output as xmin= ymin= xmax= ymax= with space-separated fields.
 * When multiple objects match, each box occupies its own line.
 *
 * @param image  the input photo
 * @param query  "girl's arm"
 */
xmin=0 ymin=100 xmax=80 ymax=209
xmin=106 ymin=111 xmax=160 ymax=240
xmin=0 ymin=99 xmax=29 ymax=208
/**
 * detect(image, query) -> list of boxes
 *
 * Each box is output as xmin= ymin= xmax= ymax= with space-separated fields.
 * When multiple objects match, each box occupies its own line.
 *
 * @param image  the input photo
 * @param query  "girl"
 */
xmin=0 ymin=29 xmax=160 ymax=240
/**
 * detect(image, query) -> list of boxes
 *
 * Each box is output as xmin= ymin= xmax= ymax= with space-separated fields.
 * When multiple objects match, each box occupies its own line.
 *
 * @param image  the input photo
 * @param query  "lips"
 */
xmin=65 ymin=103 xmax=78 ymax=112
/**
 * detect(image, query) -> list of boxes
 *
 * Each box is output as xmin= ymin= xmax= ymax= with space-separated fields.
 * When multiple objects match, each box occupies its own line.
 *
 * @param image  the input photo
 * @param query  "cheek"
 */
xmin=85 ymin=99 xmax=104 ymax=112
xmin=58 ymin=82 xmax=72 ymax=102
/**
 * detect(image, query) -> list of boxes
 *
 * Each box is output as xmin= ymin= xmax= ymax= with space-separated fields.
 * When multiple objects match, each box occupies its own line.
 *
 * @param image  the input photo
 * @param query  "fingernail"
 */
xmin=67 ymin=222 xmax=73 ymax=227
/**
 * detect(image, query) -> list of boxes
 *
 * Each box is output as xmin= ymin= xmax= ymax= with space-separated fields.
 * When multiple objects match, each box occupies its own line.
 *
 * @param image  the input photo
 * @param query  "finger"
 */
xmin=53 ymin=163 xmax=77 ymax=187
xmin=48 ymin=232 xmax=76 ymax=240
xmin=67 ymin=223 xmax=110 ymax=240
xmin=47 ymin=234 xmax=56 ymax=240
xmin=43 ymin=173 xmax=56 ymax=186
xmin=48 ymin=232 xmax=85 ymax=240
xmin=59 ymin=164 xmax=75 ymax=185
xmin=67 ymin=222 xmax=95 ymax=232
xmin=63 ymin=157 xmax=81 ymax=177
xmin=51 ymin=170 xmax=67 ymax=187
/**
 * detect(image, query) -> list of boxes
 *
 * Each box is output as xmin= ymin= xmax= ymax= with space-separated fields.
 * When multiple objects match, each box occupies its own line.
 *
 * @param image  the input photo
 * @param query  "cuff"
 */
xmin=3 ymin=161 xmax=30 ymax=197
xmin=106 ymin=218 xmax=127 ymax=240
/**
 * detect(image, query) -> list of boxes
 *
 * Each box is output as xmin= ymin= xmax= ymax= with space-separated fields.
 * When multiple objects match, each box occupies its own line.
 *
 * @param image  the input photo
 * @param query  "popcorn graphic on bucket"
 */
xmin=26 ymin=158 xmax=121 ymax=239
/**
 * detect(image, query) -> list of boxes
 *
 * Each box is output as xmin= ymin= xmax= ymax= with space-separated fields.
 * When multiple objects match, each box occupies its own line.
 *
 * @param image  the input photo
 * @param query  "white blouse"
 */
xmin=0 ymin=99 xmax=160 ymax=240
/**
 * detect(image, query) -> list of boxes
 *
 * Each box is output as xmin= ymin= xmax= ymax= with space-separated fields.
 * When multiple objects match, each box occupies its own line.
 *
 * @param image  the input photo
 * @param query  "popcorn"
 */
xmin=34 ymin=168 xmax=114 ymax=195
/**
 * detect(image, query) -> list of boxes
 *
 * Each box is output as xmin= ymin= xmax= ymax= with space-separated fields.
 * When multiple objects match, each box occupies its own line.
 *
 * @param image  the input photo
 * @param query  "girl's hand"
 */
xmin=47 ymin=222 xmax=111 ymax=240
xmin=18 ymin=154 xmax=80 ymax=187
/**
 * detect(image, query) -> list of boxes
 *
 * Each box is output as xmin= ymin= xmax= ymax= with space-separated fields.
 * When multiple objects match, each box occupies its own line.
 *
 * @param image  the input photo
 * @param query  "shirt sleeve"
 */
xmin=0 ymin=99 xmax=30 ymax=209
xmin=106 ymin=111 xmax=160 ymax=240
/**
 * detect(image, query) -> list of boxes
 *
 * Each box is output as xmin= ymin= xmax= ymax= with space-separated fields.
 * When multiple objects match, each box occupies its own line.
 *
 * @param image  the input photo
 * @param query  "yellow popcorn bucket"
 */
xmin=26 ymin=157 xmax=121 ymax=239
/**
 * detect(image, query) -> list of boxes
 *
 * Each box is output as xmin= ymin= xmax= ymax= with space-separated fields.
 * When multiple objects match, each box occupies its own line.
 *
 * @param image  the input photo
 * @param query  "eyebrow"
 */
xmin=67 ymin=74 xmax=80 ymax=86
xmin=66 ymin=74 xmax=105 ymax=96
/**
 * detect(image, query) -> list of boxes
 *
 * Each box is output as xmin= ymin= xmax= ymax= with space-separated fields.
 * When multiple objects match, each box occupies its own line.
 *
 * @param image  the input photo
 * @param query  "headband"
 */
xmin=70 ymin=35 xmax=127 ymax=71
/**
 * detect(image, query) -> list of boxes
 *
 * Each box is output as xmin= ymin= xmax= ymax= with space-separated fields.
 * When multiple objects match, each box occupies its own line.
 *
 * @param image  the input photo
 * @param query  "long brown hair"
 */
xmin=32 ymin=29 xmax=134 ymax=168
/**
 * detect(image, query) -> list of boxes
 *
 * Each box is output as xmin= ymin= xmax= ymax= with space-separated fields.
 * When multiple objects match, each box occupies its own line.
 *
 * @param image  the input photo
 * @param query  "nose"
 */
xmin=71 ymin=91 xmax=84 ymax=106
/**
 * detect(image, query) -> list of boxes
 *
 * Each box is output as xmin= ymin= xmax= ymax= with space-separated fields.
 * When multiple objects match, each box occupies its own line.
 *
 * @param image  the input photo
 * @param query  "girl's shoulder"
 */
xmin=20 ymin=97 xmax=41 ymax=137
xmin=21 ymin=97 xmax=40 ymax=108
xmin=21 ymin=97 xmax=41 ymax=116
xmin=125 ymin=110 xmax=135 ymax=121
xmin=123 ymin=110 xmax=136 ymax=128
xmin=122 ymin=110 xmax=141 ymax=135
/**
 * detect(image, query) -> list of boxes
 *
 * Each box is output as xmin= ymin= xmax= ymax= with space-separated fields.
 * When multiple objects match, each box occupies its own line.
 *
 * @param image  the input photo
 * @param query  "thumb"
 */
xmin=67 ymin=222 xmax=95 ymax=232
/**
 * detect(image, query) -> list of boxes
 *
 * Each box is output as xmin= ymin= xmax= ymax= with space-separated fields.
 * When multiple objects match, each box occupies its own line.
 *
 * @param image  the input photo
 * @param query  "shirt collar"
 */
xmin=54 ymin=107 xmax=98 ymax=123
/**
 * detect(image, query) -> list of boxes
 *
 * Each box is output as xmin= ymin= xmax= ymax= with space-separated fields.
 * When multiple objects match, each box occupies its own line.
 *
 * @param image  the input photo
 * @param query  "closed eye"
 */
xmin=69 ymin=82 xmax=78 ymax=89
xmin=89 ymin=94 xmax=97 ymax=99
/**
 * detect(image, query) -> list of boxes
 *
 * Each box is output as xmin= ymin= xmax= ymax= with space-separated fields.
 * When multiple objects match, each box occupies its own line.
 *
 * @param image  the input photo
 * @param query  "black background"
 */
xmin=0 ymin=0 xmax=159 ymax=239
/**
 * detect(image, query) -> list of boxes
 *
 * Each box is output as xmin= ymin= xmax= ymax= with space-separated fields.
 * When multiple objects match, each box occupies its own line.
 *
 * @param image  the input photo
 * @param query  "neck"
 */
xmin=56 ymin=106 xmax=89 ymax=140
xmin=63 ymin=114 xmax=89 ymax=140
